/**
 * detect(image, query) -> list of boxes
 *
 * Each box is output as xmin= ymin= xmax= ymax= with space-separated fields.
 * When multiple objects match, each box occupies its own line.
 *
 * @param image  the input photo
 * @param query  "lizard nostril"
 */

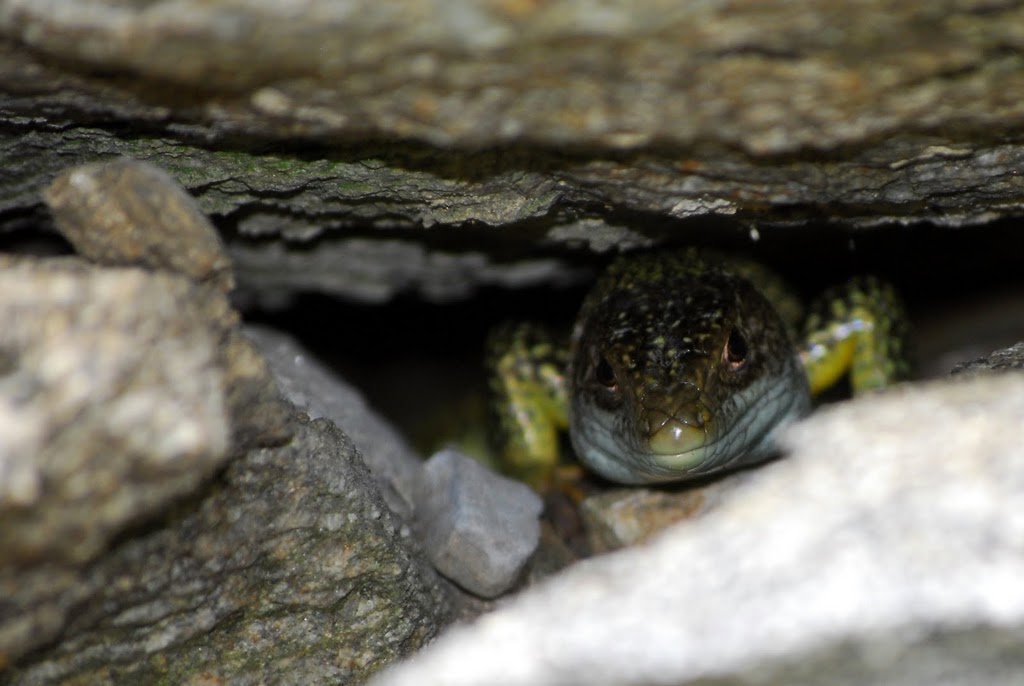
xmin=594 ymin=356 xmax=617 ymax=389
xmin=724 ymin=329 xmax=748 ymax=368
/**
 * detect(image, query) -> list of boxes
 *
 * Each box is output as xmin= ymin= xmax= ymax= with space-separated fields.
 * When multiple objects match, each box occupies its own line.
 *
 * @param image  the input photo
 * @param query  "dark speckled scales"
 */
xmin=569 ymin=249 xmax=796 ymax=413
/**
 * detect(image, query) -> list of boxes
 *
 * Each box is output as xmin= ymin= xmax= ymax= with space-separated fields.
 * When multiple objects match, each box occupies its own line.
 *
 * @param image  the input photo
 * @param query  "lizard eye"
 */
xmin=594 ymin=355 xmax=618 ymax=389
xmin=724 ymin=329 xmax=748 ymax=369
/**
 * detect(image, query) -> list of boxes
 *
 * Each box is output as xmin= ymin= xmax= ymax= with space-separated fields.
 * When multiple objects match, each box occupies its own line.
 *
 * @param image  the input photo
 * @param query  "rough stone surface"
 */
xmin=0 ymin=258 xmax=225 ymax=568
xmin=951 ymin=340 xmax=1024 ymax=375
xmin=5 ymin=416 xmax=452 ymax=685
xmin=5 ymin=4 xmax=1022 ymax=681
xmin=43 ymin=158 xmax=235 ymax=292
xmin=244 ymin=324 xmax=424 ymax=521
xmin=0 ymin=256 xmax=290 ymax=666
xmin=230 ymin=237 xmax=588 ymax=305
xmin=2 ymin=4 xmax=1024 ymax=302
xmin=580 ymin=484 xmax=716 ymax=554
xmin=2 ymin=0 xmax=1022 ymax=153
xmin=370 ymin=373 xmax=1024 ymax=686
xmin=39 ymin=157 xmax=292 ymax=451
xmin=414 ymin=448 xmax=543 ymax=599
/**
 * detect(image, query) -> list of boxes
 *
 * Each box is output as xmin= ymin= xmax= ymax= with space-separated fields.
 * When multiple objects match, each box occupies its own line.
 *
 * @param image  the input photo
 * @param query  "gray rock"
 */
xmin=43 ymin=158 xmax=235 ymax=292
xmin=0 ymin=258 xmax=228 ymax=567
xmin=579 ymin=479 xmax=741 ymax=554
xmin=40 ymin=158 xmax=292 ymax=452
xmin=239 ymin=326 xmax=506 ymax=623
xmin=231 ymin=238 xmax=587 ymax=305
xmin=0 ymin=1 xmax=1018 ymax=155
xmin=244 ymin=324 xmax=424 ymax=521
xmin=370 ymin=373 xmax=1024 ymax=686
xmin=0 ymin=255 xmax=289 ymax=664
xmin=6 ymin=416 xmax=452 ymax=685
xmin=951 ymin=340 xmax=1024 ymax=375
xmin=3 ymin=4 xmax=1024 ymax=308
xmin=414 ymin=448 xmax=543 ymax=599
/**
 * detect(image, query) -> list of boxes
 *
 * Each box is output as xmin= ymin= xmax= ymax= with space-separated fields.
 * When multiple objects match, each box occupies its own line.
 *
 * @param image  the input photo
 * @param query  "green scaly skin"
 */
xmin=487 ymin=249 xmax=909 ymax=489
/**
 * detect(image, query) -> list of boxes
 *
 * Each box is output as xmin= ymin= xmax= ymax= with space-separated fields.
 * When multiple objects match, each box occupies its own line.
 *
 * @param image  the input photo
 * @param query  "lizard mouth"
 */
xmin=570 ymin=367 xmax=808 ymax=484
xmin=568 ymin=393 xmax=721 ymax=484
xmin=647 ymin=418 xmax=708 ymax=456
xmin=642 ymin=394 xmax=711 ymax=456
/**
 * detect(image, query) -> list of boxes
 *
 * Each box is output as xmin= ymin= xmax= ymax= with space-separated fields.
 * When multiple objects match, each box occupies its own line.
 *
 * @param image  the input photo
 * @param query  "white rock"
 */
xmin=371 ymin=374 xmax=1024 ymax=686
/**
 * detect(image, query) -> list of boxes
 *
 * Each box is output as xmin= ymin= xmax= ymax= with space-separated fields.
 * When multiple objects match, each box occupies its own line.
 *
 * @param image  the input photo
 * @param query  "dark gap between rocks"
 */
xmin=243 ymin=216 xmax=1024 ymax=455
xmin=0 ymin=344 xmax=19 ymax=377
xmin=239 ymin=216 xmax=1023 ymax=595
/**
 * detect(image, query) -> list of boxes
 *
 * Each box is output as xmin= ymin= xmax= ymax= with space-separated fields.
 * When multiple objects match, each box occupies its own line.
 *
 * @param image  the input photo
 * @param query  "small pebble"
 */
xmin=414 ymin=449 xmax=543 ymax=598
xmin=580 ymin=487 xmax=707 ymax=553
xmin=44 ymin=159 xmax=235 ymax=292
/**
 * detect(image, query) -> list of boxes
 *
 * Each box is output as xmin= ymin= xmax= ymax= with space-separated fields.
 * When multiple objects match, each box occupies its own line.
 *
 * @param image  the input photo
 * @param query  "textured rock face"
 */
xmin=952 ymin=340 xmax=1024 ymax=374
xmin=7 ymin=417 xmax=452 ymax=685
xmin=2 ymin=3 xmax=1024 ymax=302
xmin=38 ymin=158 xmax=291 ymax=452
xmin=0 ymin=256 xmax=292 ymax=666
xmin=2 ymin=0 xmax=1021 ymax=152
xmin=0 ymin=258 xmax=229 ymax=567
xmin=44 ymin=158 xmax=236 ymax=291
xmin=370 ymin=373 xmax=1024 ymax=686
xmin=2 ymin=1 xmax=1024 ymax=682
xmin=579 ymin=485 xmax=717 ymax=554
xmin=244 ymin=324 xmax=425 ymax=521
xmin=0 ymin=164 xmax=453 ymax=681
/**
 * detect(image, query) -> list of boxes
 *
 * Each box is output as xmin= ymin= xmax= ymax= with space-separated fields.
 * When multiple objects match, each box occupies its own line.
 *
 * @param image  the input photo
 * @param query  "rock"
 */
xmin=5 ymin=416 xmax=453 ymax=684
xmin=951 ymin=340 xmax=1024 ymax=375
xmin=39 ymin=157 xmax=291 ymax=450
xmin=0 ymin=257 xmax=225 ymax=568
xmin=1 ymin=1 xmax=1020 ymax=154
xmin=229 ymin=237 xmax=586 ymax=305
xmin=580 ymin=485 xmax=713 ymax=554
xmin=414 ymin=448 xmax=543 ymax=599
xmin=242 ymin=326 xmax=507 ymax=623
xmin=369 ymin=373 xmax=1024 ymax=686
xmin=43 ymin=158 xmax=235 ymax=292
xmin=244 ymin=324 xmax=424 ymax=521
xmin=0 ymin=256 xmax=290 ymax=666
xmin=3 ymin=5 xmax=1024 ymax=306
xmin=580 ymin=470 xmax=777 ymax=554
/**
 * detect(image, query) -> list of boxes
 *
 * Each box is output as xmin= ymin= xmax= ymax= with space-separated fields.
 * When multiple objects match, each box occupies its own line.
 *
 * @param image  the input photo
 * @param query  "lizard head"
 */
xmin=568 ymin=251 xmax=810 ymax=484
